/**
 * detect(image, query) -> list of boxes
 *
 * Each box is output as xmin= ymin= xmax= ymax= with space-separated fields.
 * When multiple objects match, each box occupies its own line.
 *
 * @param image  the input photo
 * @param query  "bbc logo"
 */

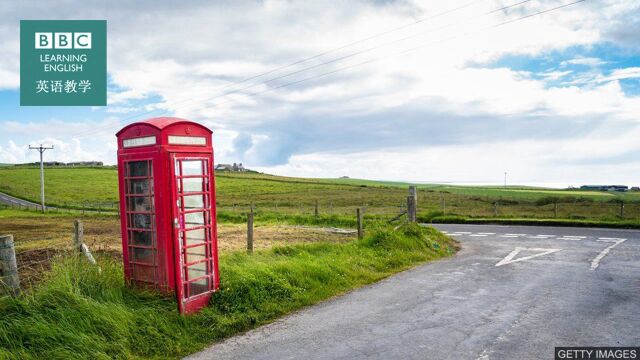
xmin=35 ymin=32 xmax=92 ymax=49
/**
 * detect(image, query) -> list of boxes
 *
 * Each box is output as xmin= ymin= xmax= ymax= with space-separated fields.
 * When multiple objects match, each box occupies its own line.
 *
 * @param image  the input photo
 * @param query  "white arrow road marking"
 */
xmin=590 ymin=239 xmax=626 ymax=270
xmin=470 ymin=234 xmax=488 ymax=237
xmin=495 ymin=247 xmax=562 ymax=267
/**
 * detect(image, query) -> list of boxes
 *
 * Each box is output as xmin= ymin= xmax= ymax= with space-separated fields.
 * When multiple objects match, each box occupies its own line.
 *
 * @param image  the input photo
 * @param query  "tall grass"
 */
xmin=0 ymin=224 xmax=457 ymax=359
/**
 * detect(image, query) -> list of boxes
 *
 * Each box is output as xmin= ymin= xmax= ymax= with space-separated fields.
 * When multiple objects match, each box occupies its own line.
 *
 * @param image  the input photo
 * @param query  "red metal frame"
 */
xmin=116 ymin=117 xmax=219 ymax=314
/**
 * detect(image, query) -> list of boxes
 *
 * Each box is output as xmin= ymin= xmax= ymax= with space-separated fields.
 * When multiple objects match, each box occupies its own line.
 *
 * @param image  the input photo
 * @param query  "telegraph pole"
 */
xmin=28 ymin=144 xmax=54 ymax=212
xmin=504 ymin=172 xmax=507 ymax=188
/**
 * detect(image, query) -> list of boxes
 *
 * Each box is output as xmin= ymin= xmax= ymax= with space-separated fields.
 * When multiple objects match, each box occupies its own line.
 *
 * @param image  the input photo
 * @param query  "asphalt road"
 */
xmin=0 ymin=191 xmax=43 ymax=209
xmin=187 ymin=224 xmax=640 ymax=360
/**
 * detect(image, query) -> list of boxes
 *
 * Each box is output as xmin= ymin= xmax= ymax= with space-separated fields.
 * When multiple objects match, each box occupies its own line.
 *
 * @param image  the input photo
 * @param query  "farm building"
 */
xmin=579 ymin=185 xmax=628 ymax=192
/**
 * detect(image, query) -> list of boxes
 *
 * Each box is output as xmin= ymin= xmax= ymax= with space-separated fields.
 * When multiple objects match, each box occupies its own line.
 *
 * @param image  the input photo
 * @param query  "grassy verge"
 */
xmin=0 ymin=206 xmax=366 ymax=228
xmin=424 ymin=214 xmax=640 ymax=229
xmin=0 ymin=223 xmax=457 ymax=359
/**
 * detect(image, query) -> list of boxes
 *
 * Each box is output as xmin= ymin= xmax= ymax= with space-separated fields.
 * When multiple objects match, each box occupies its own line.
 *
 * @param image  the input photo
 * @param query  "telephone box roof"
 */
xmin=116 ymin=117 xmax=212 ymax=136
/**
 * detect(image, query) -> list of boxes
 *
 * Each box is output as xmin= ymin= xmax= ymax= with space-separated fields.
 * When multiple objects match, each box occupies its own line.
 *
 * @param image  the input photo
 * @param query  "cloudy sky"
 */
xmin=1 ymin=0 xmax=639 ymax=186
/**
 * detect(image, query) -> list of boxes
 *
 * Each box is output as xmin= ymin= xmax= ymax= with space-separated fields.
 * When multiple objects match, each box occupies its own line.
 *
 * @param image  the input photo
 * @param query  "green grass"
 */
xmin=1 ymin=167 xmax=639 ymax=220
xmin=0 ymin=224 xmax=457 ymax=359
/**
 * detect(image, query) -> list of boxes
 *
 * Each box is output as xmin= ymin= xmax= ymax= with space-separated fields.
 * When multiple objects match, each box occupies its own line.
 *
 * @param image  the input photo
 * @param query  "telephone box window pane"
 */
xmin=128 ymin=196 xmax=153 ymax=212
xmin=129 ymin=179 xmax=151 ymax=194
xmin=185 ymin=245 xmax=207 ymax=264
xmin=182 ymin=178 xmax=203 ymax=193
xmin=185 ymin=212 xmax=205 ymax=226
xmin=187 ymin=262 xmax=207 ymax=280
xmin=185 ymin=228 xmax=206 ymax=246
xmin=183 ymin=194 xmax=204 ymax=209
xmin=131 ymin=213 xmax=153 ymax=229
xmin=181 ymin=160 xmax=204 ymax=176
xmin=127 ymin=161 xmax=149 ymax=177
xmin=189 ymin=278 xmax=210 ymax=297
xmin=132 ymin=247 xmax=154 ymax=264
xmin=130 ymin=230 xmax=153 ymax=246
xmin=132 ymin=265 xmax=155 ymax=282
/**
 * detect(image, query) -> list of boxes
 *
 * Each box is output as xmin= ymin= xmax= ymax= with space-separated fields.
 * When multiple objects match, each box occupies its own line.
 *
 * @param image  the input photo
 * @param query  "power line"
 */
xmin=72 ymin=0 xmax=586 ymax=139
xmin=113 ymin=1 xmax=484 ymax=122
xmin=183 ymin=0 xmax=589 ymax=111
xmin=66 ymin=0 xmax=502 ymax=138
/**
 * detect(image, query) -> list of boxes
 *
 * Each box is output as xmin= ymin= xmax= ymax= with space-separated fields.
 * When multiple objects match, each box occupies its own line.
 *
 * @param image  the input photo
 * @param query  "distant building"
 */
xmin=630 ymin=187 xmax=640 ymax=192
xmin=20 ymin=161 xmax=103 ymax=167
xmin=215 ymin=162 xmax=247 ymax=172
xmin=67 ymin=161 xmax=103 ymax=167
xmin=340 ymin=176 xmax=350 ymax=179
xmin=580 ymin=185 xmax=628 ymax=192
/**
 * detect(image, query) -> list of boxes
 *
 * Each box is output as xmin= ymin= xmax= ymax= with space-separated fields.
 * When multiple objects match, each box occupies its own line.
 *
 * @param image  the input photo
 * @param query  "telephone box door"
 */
xmin=170 ymin=154 xmax=217 ymax=313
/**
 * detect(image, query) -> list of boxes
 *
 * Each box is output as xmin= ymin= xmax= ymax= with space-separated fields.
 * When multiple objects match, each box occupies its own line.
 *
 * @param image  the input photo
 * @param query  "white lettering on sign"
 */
xmin=35 ymin=32 xmax=92 ymax=49
xmin=168 ymin=136 xmax=206 ymax=146
xmin=123 ymin=136 xmax=156 ymax=148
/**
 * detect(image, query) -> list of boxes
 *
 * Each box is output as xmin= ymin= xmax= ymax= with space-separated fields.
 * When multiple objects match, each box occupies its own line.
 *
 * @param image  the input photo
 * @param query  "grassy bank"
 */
xmin=0 ymin=224 xmax=457 ymax=359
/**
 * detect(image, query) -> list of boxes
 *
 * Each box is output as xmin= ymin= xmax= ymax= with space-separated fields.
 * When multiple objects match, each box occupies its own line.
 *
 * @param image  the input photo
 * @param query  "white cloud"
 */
xmin=1 ymin=0 xmax=640 ymax=184
xmin=560 ymin=57 xmax=608 ymax=67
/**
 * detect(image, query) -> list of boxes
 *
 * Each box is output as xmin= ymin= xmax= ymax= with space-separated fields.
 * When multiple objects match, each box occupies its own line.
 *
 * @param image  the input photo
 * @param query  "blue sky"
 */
xmin=1 ymin=0 xmax=640 ymax=186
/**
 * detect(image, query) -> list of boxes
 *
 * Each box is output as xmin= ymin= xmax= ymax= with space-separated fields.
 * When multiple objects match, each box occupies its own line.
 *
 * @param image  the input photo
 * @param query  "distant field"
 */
xmin=0 ymin=167 xmax=638 ymax=220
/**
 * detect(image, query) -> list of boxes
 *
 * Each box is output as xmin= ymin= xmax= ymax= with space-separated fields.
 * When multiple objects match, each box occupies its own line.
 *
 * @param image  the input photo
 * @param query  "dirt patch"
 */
xmin=1 ymin=216 xmax=355 ymax=287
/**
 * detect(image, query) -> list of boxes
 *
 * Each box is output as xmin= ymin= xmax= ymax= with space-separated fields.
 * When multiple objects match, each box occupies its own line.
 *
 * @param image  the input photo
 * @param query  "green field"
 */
xmin=0 ymin=166 xmax=638 ymax=221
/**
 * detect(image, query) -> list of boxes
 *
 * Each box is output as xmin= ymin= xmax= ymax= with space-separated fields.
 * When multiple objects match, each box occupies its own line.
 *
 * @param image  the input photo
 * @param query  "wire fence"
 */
xmin=3 ymin=191 xmax=639 ymax=221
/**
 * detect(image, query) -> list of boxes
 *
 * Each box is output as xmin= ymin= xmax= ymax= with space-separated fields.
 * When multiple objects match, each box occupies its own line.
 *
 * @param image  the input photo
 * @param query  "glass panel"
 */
xmin=132 ymin=265 xmax=155 ymax=282
xmin=129 ymin=230 xmax=153 ymax=246
xmin=185 ymin=245 xmax=207 ymax=264
xmin=127 ymin=161 xmax=148 ymax=177
xmin=186 ymin=262 xmax=207 ymax=280
xmin=131 ymin=247 xmax=154 ymax=264
xmin=131 ymin=213 xmax=153 ymax=229
xmin=185 ymin=228 xmax=206 ymax=246
xmin=183 ymin=194 xmax=204 ymax=209
xmin=182 ymin=177 xmax=203 ymax=193
xmin=128 ymin=179 xmax=150 ymax=194
xmin=189 ymin=278 xmax=210 ymax=296
xmin=128 ymin=196 xmax=153 ymax=212
xmin=181 ymin=160 xmax=203 ymax=176
xmin=184 ymin=212 xmax=205 ymax=226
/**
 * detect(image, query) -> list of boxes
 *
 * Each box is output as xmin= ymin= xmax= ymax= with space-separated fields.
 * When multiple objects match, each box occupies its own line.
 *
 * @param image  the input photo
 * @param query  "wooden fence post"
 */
xmin=409 ymin=185 xmax=417 ymax=203
xmin=73 ymin=219 xmax=84 ymax=251
xmin=554 ymin=201 xmax=558 ymax=218
xmin=247 ymin=208 xmax=254 ymax=253
xmin=314 ymin=199 xmax=319 ymax=217
xmin=72 ymin=220 xmax=97 ymax=265
xmin=407 ymin=195 xmax=417 ymax=223
xmin=494 ymin=202 xmax=499 ymax=217
xmin=0 ymin=234 xmax=20 ymax=295
xmin=620 ymin=201 xmax=625 ymax=218
xmin=356 ymin=208 xmax=364 ymax=240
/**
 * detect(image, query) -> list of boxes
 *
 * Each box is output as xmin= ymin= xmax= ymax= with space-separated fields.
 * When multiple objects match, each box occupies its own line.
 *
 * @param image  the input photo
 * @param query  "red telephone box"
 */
xmin=116 ymin=117 xmax=219 ymax=314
